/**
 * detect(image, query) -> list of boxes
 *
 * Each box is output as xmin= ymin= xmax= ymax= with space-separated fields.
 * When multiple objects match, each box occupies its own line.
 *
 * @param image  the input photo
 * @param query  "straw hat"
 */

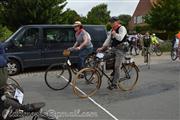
xmin=73 ymin=21 xmax=82 ymax=27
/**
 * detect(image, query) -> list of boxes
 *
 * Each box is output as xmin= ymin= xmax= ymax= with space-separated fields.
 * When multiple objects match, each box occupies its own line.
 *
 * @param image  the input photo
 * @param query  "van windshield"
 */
xmin=4 ymin=27 xmax=24 ymax=43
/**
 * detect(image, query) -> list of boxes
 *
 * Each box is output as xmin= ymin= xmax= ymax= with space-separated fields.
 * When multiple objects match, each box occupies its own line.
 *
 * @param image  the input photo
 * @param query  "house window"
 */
xmin=133 ymin=16 xmax=137 ymax=24
xmin=137 ymin=16 xmax=143 ymax=24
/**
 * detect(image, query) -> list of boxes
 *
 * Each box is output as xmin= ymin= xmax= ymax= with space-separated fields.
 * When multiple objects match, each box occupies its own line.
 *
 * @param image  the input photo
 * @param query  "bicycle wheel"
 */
xmin=117 ymin=63 xmax=139 ymax=91
xmin=147 ymin=52 xmax=151 ymax=69
xmin=32 ymin=113 xmax=57 ymax=120
xmin=72 ymin=68 xmax=101 ymax=98
xmin=155 ymin=48 xmax=162 ymax=56
xmin=84 ymin=53 xmax=96 ymax=67
xmin=44 ymin=63 xmax=71 ymax=91
xmin=171 ymin=49 xmax=178 ymax=61
xmin=131 ymin=47 xmax=140 ymax=56
xmin=7 ymin=77 xmax=20 ymax=87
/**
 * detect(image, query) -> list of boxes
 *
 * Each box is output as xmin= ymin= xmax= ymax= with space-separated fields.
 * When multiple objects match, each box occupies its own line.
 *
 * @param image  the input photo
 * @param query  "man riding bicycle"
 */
xmin=151 ymin=33 xmax=159 ymax=46
xmin=175 ymin=32 xmax=180 ymax=59
xmin=143 ymin=32 xmax=151 ymax=63
xmin=97 ymin=16 xmax=127 ymax=90
xmin=68 ymin=21 xmax=93 ymax=70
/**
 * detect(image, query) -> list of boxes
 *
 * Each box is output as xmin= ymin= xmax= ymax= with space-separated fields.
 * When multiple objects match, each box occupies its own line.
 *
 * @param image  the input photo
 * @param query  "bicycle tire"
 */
xmin=117 ymin=63 xmax=139 ymax=91
xmin=7 ymin=77 xmax=21 ymax=88
xmin=171 ymin=49 xmax=178 ymax=61
xmin=147 ymin=52 xmax=151 ymax=69
xmin=32 ymin=113 xmax=57 ymax=120
xmin=84 ymin=53 xmax=96 ymax=67
xmin=72 ymin=68 xmax=101 ymax=98
xmin=155 ymin=49 xmax=162 ymax=56
xmin=44 ymin=63 xmax=72 ymax=91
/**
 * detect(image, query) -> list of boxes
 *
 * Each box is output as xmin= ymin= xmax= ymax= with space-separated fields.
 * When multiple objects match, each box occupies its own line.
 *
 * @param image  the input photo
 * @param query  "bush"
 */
xmin=160 ymin=41 xmax=172 ymax=52
xmin=0 ymin=26 xmax=12 ymax=42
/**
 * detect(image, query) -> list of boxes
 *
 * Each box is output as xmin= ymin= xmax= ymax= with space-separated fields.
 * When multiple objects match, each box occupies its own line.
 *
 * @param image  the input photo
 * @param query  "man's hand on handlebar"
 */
xmin=68 ymin=47 xmax=81 ymax=51
xmin=97 ymin=46 xmax=108 ymax=52
xmin=96 ymin=47 xmax=103 ymax=52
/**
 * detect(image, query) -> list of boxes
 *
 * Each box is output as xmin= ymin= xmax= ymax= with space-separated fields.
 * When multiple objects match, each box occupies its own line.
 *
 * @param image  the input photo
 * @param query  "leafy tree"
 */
xmin=0 ymin=25 xmax=12 ymax=41
xmin=80 ymin=16 xmax=88 ymax=24
xmin=118 ymin=14 xmax=131 ymax=27
xmin=61 ymin=9 xmax=81 ymax=24
xmin=0 ymin=0 xmax=67 ymax=31
xmin=145 ymin=0 xmax=180 ymax=38
xmin=87 ymin=4 xmax=110 ymax=25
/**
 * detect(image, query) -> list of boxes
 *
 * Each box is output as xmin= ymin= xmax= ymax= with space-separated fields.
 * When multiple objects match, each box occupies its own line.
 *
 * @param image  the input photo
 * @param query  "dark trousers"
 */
xmin=78 ymin=47 xmax=93 ymax=70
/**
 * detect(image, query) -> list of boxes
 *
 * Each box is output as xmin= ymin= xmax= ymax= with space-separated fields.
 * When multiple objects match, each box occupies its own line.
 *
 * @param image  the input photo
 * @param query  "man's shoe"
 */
xmin=78 ymin=74 xmax=84 ymax=79
xmin=107 ymin=84 xmax=117 ymax=90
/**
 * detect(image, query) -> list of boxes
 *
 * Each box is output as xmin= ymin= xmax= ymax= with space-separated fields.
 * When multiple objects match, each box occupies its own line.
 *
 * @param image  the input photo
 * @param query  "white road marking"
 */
xmin=61 ymin=76 xmax=119 ymax=120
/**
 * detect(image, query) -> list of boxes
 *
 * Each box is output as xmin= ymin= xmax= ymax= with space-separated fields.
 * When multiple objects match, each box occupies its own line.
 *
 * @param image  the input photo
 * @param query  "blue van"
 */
xmin=2 ymin=25 xmax=107 ymax=75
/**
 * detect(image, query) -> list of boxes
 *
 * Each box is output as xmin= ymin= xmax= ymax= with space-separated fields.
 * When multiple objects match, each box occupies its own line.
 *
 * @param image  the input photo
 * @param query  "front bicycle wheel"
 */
xmin=72 ymin=68 xmax=101 ymax=98
xmin=44 ymin=63 xmax=72 ymax=91
xmin=7 ymin=77 xmax=20 ymax=88
xmin=117 ymin=63 xmax=139 ymax=91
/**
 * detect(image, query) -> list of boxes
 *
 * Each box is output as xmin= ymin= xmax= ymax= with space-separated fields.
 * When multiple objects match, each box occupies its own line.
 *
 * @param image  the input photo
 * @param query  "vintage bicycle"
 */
xmin=72 ymin=49 xmax=140 ymax=98
xmin=44 ymin=49 xmax=81 ymax=91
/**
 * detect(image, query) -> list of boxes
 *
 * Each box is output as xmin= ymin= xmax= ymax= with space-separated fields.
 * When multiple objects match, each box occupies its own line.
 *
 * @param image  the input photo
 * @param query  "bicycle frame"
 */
xmin=92 ymin=53 xmax=139 ymax=84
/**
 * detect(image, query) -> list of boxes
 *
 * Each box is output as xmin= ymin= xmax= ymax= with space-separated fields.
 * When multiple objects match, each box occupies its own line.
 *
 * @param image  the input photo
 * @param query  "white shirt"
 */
xmin=103 ymin=26 xmax=127 ymax=47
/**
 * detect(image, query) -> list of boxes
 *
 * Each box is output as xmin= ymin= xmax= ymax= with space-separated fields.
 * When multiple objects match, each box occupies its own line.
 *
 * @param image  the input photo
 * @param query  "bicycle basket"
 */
xmin=63 ymin=49 xmax=71 ymax=57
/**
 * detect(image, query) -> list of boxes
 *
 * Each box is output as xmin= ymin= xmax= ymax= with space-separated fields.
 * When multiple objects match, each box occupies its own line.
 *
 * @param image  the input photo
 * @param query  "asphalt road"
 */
xmin=12 ymin=53 xmax=180 ymax=120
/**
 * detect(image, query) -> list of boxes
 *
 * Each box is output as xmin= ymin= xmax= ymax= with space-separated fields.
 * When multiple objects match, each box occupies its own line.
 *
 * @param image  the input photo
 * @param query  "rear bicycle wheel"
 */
xmin=84 ymin=53 xmax=96 ymax=67
xmin=147 ymin=52 xmax=151 ymax=69
xmin=155 ymin=48 xmax=162 ymax=56
xmin=44 ymin=63 xmax=71 ymax=91
xmin=117 ymin=63 xmax=139 ymax=91
xmin=72 ymin=68 xmax=101 ymax=98
xmin=171 ymin=49 xmax=178 ymax=61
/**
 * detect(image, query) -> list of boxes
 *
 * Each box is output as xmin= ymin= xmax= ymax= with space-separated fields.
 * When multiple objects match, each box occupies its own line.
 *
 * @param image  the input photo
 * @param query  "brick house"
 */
xmin=128 ymin=0 xmax=159 ymax=31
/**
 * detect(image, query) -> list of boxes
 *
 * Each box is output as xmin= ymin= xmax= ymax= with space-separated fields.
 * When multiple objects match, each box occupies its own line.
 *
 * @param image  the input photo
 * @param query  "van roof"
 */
xmin=22 ymin=24 xmax=105 ymax=28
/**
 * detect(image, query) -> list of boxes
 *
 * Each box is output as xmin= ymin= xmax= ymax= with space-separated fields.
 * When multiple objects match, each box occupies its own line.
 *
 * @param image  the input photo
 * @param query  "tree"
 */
xmin=118 ymin=14 xmax=131 ymax=28
xmin=87 ymin=4 xmax=110 ymax=25
xmin=80 ymin=16 xmax=88 ymax=24
xmin=145 ymin=0 xmax=180 ymax=38
xmin=61 ymin=9 xmax=81 ymax=24
xmin=0 ymin=0 xmax=67 ymax=31
xmin=0 ymin=25 xmax=12 ymax=41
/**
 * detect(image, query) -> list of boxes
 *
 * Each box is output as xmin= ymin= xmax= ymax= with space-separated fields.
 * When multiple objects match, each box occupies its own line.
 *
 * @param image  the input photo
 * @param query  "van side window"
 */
xmin=15 ymin=28 xmax=39 ymax=47
xmin=44 ymin=28 xmax=75 ymax=43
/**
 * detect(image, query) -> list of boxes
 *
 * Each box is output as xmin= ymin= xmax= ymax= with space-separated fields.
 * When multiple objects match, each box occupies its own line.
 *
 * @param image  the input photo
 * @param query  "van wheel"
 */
xmin=7 ymin=59 xmax=20 ymax=76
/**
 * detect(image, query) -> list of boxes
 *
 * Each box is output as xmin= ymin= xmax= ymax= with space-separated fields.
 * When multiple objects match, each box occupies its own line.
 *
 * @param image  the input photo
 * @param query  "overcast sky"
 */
xmin=65 ymin=0 xmax=140 ymax=16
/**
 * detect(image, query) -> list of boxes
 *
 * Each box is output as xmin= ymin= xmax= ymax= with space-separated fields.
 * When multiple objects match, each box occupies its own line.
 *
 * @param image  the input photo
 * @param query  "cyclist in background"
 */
xmin=143 ymin=32 xmax=151 ymax=63
xmin=175 ymin=32 xmax=180 ymax=59
xmin=151 ymin=33 xmax=159 ymax=46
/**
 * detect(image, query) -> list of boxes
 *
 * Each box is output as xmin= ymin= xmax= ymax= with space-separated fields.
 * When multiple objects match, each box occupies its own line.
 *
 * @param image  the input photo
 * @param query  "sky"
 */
xmin=65 ymin=0 xmax=140 ymax=16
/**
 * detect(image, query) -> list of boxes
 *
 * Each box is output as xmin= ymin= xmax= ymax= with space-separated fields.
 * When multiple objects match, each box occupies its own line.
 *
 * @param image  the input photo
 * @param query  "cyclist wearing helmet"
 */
xmin=151 ymin=33 xmax=159 ymax=45
xmin=97 ymin=16 xmax=127 ymax=90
